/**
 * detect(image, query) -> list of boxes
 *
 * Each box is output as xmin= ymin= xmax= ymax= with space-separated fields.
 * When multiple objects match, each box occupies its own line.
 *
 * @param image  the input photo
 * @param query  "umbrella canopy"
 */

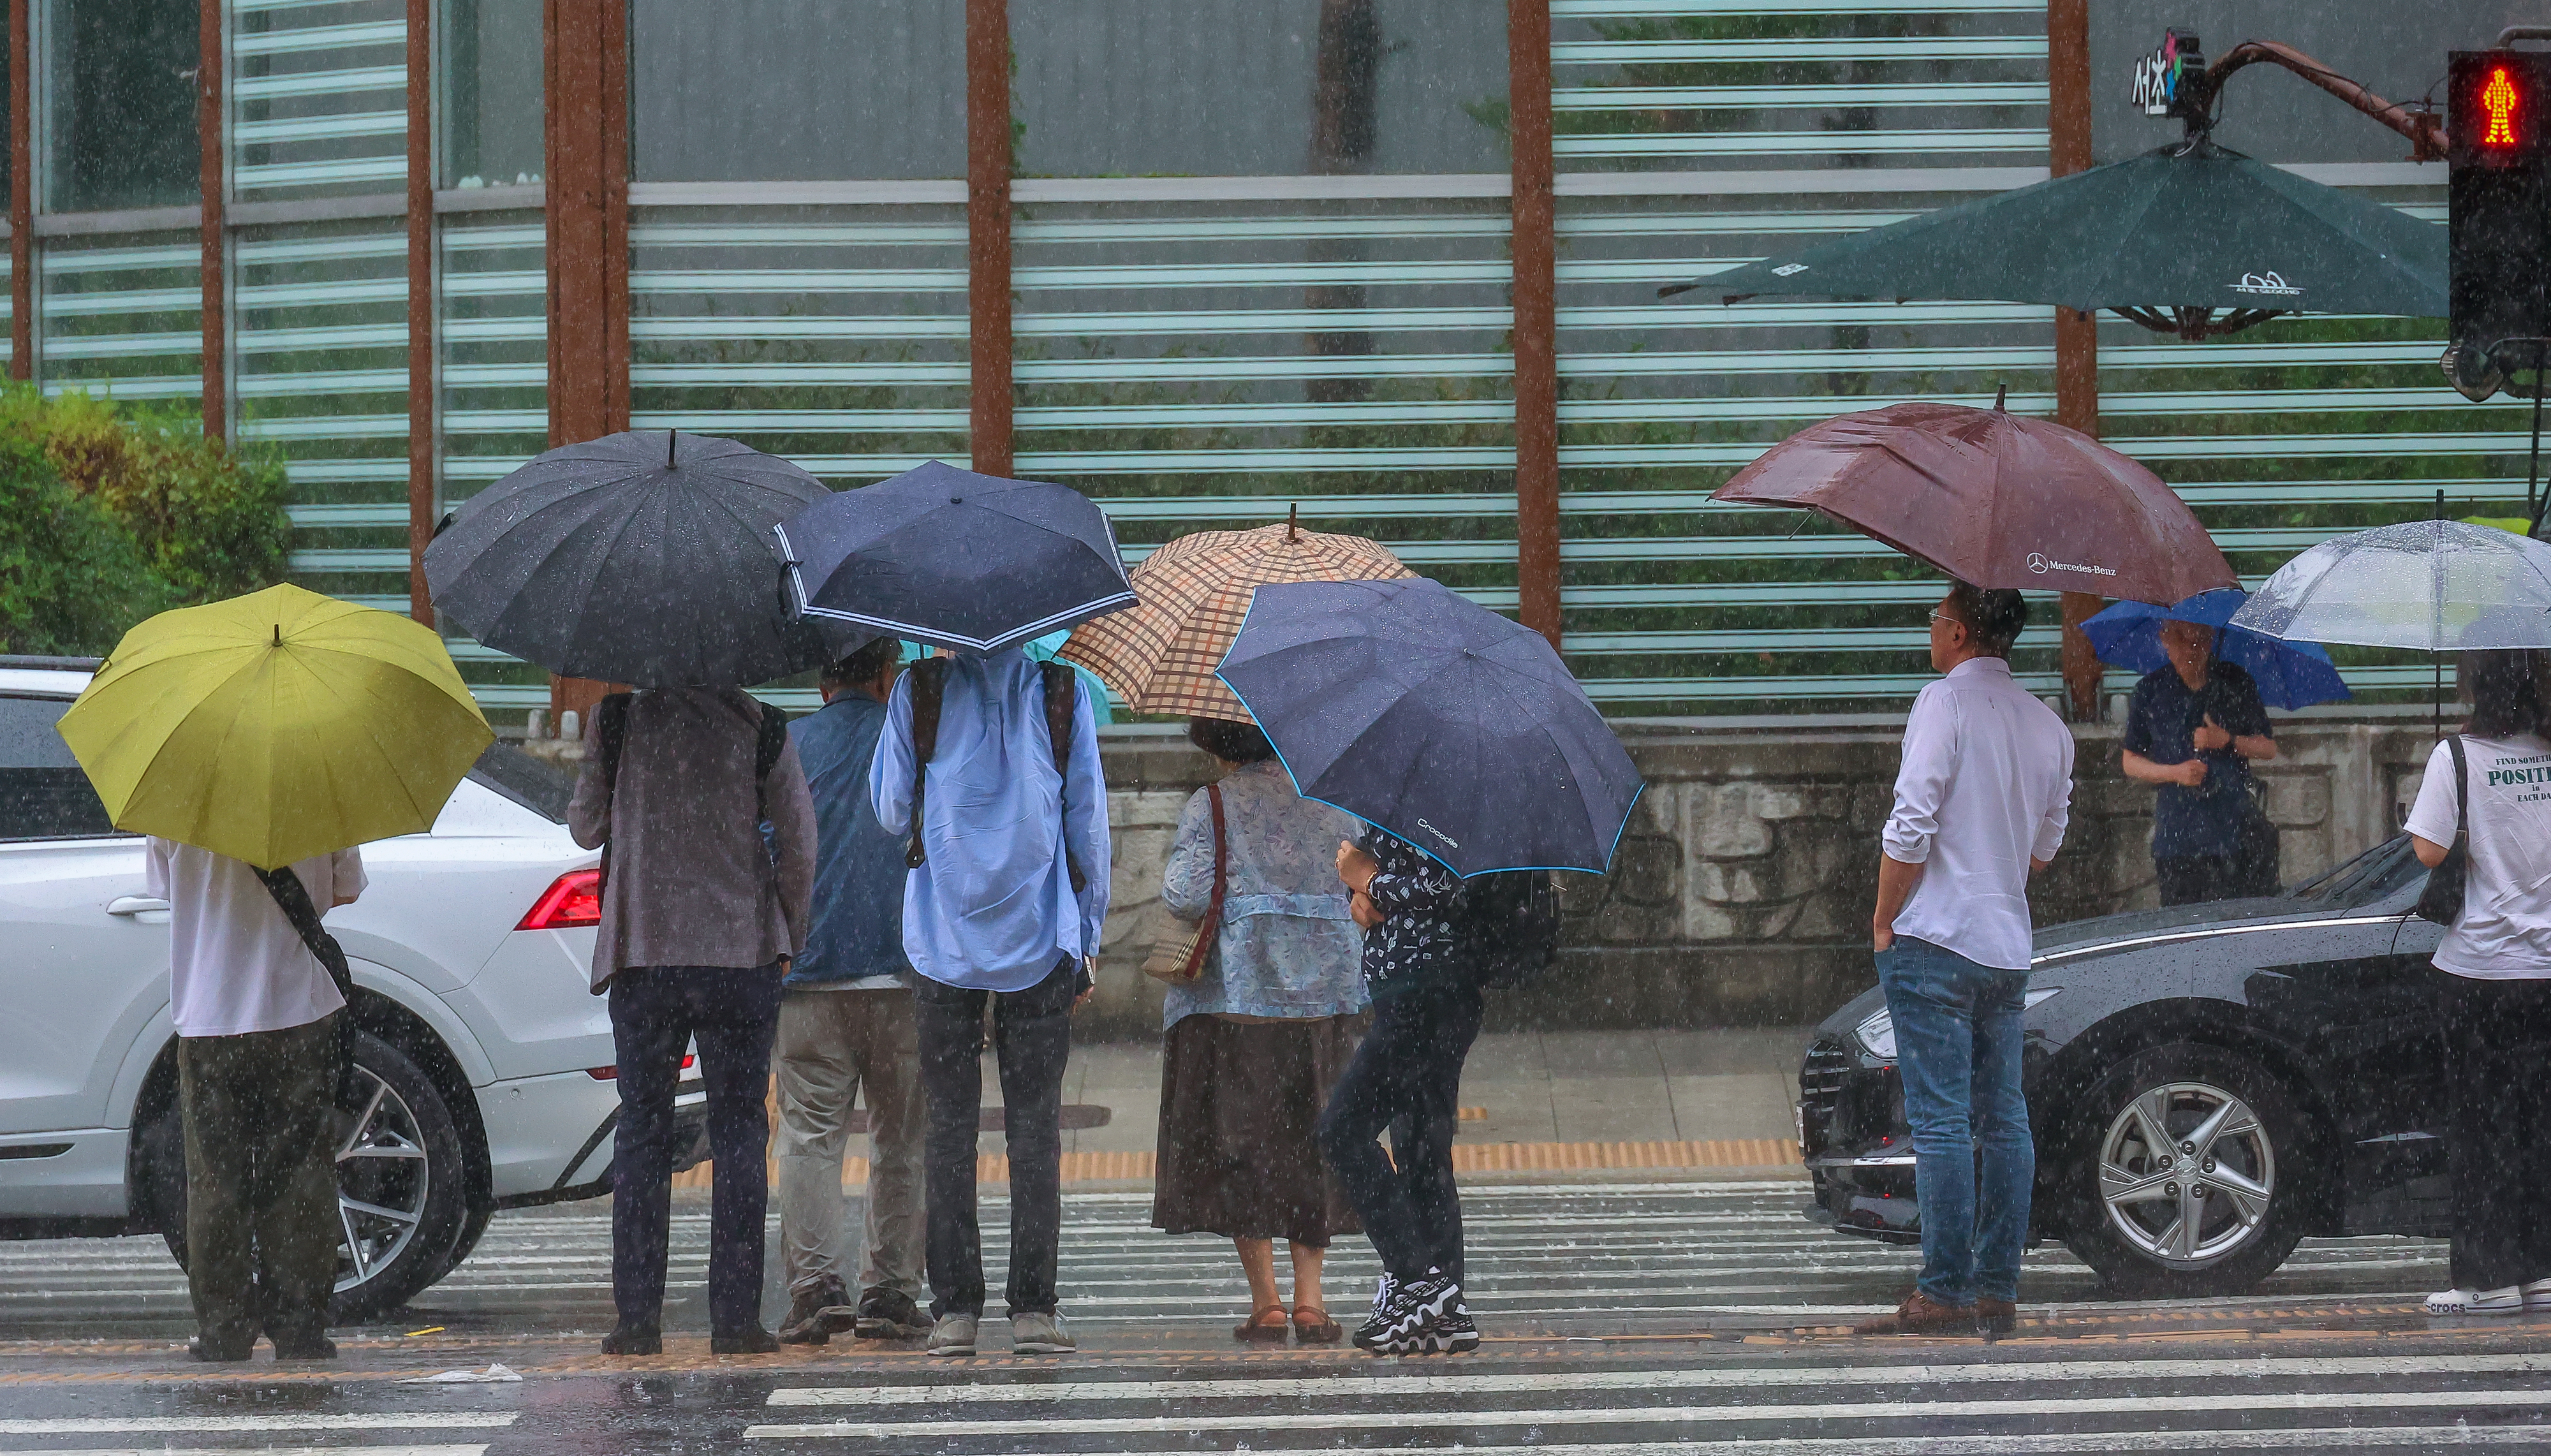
xmin=2228 ymin=520 xmax=2551 ymax=651
xmin=1059 ymin=517 xmax=1414 ymax=718
xmin=1216 ymin=578 xmax=1643 ymax=876
xmin=777 ymin=460 xmax=1137 ymax=654
xmin=1677 ymin=138 xmax=2444 ymax=338
xmin=57 ymin=584 xmax=492 ymax=869
xmin=425 ymin=429 xmax=853 ymax=688
xmin=1714 ymin=401 xmax=2235 ymax=607
xmin=2082 ymin=589 xmax=2349 ymax=711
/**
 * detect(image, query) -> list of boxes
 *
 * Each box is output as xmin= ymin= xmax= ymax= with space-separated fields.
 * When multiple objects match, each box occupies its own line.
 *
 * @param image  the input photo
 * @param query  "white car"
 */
xmin=0 ymin=659 xmax=705 ymax=1318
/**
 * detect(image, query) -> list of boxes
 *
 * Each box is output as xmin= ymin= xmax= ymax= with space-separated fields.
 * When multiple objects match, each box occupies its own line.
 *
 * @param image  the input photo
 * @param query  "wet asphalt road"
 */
xmin=4 ymin=1182 xmax=2547 ymax=1453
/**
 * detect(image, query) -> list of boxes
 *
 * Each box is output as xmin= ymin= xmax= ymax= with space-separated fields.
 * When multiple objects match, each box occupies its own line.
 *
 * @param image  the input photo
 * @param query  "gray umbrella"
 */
xmin=2228 ymin=520 xmax=2551 ymax=652
xmin=425 ymin=430 xmax=867 ymax=688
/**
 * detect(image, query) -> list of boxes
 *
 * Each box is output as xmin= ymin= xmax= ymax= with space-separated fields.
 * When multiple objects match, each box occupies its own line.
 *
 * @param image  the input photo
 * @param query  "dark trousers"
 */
xmin=1316 ymin=984 xmax=1485 ymax=1285
xmin=913 ymin=957 xmax=1077 ymax=1319
xmin=178 ymin=1013 xmax=342 ymax=1348
xmin=2441 ymin=973 xmax=2551 ymax=1291
xmin=607 ymin=962 xmax=783 ymax=1334
xmin=2155 ymin=855 xmax=2237 ymax=906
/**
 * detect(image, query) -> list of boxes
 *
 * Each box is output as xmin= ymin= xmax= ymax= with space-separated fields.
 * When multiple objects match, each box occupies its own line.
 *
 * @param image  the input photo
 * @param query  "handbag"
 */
xmin=1140 ymin=782 xmax=1226 ymax=985
xmin=2233 ymin=772 xmax=2282 ymax=897
xmin=2415 ymin=735 xmax=2471 ymax=926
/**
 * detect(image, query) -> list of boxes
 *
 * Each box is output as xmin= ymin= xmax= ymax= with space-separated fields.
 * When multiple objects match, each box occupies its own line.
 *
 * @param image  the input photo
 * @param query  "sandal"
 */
xmin=1234 ymin=1305 xmax=1291 ymax=1343
xmin=1292 ymin=1302 xmax=1342 ymax=1344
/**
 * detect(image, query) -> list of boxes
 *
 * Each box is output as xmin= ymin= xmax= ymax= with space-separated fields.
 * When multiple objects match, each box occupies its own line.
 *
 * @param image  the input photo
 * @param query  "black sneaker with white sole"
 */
xmin=1420 ymin=1301 xmax=1480 ymax=1355
xmin=1355 ymin=1270 xmax=1460 ymax=1354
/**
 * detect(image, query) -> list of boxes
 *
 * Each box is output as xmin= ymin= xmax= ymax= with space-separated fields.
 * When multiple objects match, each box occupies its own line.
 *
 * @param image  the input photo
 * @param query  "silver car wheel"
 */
xmin=334 ymin=1066 xmax=431 ymax=1293
xmin=2096 ymin=1080 xmax=2276 ymax=1270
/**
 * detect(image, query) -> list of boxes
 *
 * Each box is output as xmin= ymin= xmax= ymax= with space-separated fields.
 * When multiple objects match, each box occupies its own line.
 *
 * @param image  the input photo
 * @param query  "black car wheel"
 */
xmin=2059 ymin=1042 xmax=2311 ymax=1298
xmin=157 ymin=1029 xmax=471 ymax=1323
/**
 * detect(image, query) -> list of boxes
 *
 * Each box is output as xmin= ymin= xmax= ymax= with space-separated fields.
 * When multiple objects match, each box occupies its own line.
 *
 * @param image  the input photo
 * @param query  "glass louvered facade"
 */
xmin=7 ymin=0 xmax=2510 ymax=716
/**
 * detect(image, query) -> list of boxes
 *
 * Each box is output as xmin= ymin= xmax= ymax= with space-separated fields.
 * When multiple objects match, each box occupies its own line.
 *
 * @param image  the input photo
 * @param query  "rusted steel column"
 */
xmin=966 ymin=0 xmax=1013 ymax=477
xmin=1509 ymin=0 xmax=1560 ymax=650
xmin=2048 ymin=0 xmax=2102 ymax=719
xmin=543 ymin=0 xmax=629 ymax=723
xmin=406 ymin=0 xmax=434 ymax=625
xmin=198 ymin=0 xmax=226 ymax=445
xmin=8 ymin=0 xmax=29 ymax=383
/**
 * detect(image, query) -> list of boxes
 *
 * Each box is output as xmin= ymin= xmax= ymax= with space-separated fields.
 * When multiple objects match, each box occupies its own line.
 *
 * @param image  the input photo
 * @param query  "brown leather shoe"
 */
xmin=1853 ymin=1290 xmax=1978 ymax=1336
xmin=1976 ymin=1297 xmax=2018 ymax=1335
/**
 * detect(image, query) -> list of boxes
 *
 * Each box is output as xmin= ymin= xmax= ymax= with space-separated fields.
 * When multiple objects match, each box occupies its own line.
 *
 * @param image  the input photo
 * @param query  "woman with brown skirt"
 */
xmin=1154 ymin=716 xmax=1370 ymax=1344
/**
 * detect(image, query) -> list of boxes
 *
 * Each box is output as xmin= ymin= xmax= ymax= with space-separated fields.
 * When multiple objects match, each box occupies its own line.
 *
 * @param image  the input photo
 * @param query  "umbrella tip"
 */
xmin=667 ymin=428 xmax=678 ymax=467
xmin=1993 ymin=383 xmax=2007 ymax=412
xmin=1288 ymin=502 xmax=1298 ymax=543
xmin=272 ymin=623 xmax=281 ymax=647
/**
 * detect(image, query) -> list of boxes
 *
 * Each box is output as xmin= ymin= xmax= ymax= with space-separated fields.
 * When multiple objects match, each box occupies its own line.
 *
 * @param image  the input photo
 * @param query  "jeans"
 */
xmin=178 ymin=1013 xmax=341 ymax=1348
xmin=2440 ymin=973 xmax=2551 ymax=1291
xmin=774 ymin=987 xmax=927 ymax=1302
xmin=913 ymin=957 xmax=1077 ymax=1319
xmin=1316 ymin=985 xmax=1485 ymax=1285
xmin=1875 ymin=936 xmax=2033 ymax=1306
xmin=607 ymin=962 xmax=784 ymax=1335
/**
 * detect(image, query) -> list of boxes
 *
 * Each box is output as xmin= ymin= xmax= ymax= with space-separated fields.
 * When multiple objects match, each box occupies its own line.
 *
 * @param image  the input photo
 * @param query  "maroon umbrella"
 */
xmin=1714 ymin=400 xmax=2235 ymax=607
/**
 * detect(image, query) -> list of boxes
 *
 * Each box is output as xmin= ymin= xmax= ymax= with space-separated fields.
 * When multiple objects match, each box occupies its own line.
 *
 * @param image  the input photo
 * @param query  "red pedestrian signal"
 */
xmin=2484 ymin=66 xmax=2521 ymax=147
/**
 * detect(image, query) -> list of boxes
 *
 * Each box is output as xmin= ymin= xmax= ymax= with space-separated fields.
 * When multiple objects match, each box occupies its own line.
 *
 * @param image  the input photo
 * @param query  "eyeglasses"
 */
xmin=1927 ymin=610 xmax=1962 ymax=629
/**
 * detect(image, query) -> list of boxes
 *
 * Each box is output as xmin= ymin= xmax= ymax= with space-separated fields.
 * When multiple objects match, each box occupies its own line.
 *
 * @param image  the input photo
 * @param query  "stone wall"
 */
xmin=1080 ymin=718 xmax=2444 ymax=1038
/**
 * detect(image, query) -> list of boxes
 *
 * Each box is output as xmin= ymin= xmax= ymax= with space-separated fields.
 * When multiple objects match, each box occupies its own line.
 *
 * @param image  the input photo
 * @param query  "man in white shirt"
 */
xmin=145 ymin=837 xmax=365 ymax=1362
xmin=1855 ymin=584 xmax=2073 ymax=1337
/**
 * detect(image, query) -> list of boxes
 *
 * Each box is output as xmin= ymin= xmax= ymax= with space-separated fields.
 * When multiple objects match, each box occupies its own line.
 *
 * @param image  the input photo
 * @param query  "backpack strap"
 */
xmin=904 ymin=657 xmax=947 ymax=870
xmin=1042 ymin=661 xmax=1088 ymax=894
xmin=2449 ymin=733 xmax=2470 ymax=842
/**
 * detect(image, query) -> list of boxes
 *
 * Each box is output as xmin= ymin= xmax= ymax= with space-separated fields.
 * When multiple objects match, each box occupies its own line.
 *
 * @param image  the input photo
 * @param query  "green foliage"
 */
xmin=0 ymin=429 xmax=168 ymax=656
xmin=0 ymin=386 xmax=292 ymax=656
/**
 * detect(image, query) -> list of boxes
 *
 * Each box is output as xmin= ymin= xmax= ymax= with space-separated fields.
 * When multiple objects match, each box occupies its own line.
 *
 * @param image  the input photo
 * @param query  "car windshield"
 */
xmin=2286 ymin=833 xmax=2426 ymax=909
xmin=466 ymin=742 xmax=574 ymax=824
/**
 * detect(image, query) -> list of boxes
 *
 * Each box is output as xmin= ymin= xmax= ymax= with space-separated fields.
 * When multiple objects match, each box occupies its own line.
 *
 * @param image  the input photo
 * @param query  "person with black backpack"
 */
xmin=1315 ymin=826 xmax=1503 ymax=1357
xmin=869 ymin=647 xmax=1110 ymax=1357
xmin=568 ymin=686 xmax=815 ymax=1357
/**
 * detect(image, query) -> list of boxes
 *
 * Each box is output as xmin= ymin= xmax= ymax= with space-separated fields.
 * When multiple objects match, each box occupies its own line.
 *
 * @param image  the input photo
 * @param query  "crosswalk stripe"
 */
xmin=0 ymin=1448 xmax=488 ymax=1456
xmin=764 ymin=1351 xmax=2551 ymax=1406
xmin=743 ymin=1387 xmax=2551 ymax=1439
xmin=0 ymin=1415 xmax=518 ymax=1434
xmin=737 ymin=1434 xmax=2551 ymax=1455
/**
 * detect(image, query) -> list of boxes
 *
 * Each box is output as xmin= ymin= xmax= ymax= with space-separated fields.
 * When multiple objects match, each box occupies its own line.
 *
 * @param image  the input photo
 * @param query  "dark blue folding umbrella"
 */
xmin=1217 ymin=578 xmax=1644 ymax=876
xmin=775 ymin=459 xmax=1137 ymax=654
xmin=2082 ymin=588 xmax=2349 ymax=711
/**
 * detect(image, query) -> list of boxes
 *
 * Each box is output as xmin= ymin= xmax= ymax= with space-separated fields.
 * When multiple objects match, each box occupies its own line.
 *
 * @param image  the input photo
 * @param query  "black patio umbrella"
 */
xmin=424 ymin=429 xmax=864 ymax=688
xmin=1670 ymin=137 xmax=2444 ymax=339
xmin=1216 ymin=578 xmax=1643 ymax=877
xmin=776 ymin=459 xmax=1137 ymax=654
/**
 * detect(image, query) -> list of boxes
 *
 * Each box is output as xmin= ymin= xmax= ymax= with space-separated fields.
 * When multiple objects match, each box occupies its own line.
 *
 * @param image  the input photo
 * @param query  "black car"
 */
xmin=1800 ymin=834 xmax=2445 ymax=1298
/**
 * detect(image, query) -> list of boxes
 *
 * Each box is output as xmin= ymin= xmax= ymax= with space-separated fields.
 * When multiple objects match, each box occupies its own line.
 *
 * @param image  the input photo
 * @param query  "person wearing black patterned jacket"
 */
xmin=1314 ymin=825 xmax=1483 ymax=1355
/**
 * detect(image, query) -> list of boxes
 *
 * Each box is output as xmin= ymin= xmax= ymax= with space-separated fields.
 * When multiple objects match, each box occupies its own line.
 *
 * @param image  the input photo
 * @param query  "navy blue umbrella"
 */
xmin=1217 ymin=578 xmax=1643 ymax=876
xmin=775 ymin=460 xmax=1137 ymax=654
xmin=2082 ymin=588 xmax=2350 ymax=711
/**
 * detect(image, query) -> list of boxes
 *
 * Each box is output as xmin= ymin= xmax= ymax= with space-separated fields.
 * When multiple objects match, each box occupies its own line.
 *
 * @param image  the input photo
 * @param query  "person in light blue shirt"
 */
xmin=867 ymin=646 xmax=1111 ymax=1357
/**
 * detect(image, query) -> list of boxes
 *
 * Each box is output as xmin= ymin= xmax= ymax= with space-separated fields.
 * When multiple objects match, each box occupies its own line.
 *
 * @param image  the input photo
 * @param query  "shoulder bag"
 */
xmin=1140 ymin=782 xmax=1226 ymax=985
xmin=254 ymin=863 xmax=363 ymax=1105
xmin=2414 ymin=735 xmax=2471 ymax=926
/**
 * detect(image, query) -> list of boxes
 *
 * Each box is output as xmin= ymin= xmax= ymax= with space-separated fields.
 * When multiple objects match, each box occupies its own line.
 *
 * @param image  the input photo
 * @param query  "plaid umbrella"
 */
xmin=1059 ymin=515 xmax=1413 ymax=719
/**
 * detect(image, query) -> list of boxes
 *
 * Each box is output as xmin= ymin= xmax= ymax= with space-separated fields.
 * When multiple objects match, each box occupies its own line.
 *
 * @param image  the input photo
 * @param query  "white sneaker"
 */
xmin=1010 ymin=1311 xmax=1076 ymax=1354
xmin=2425 ymin=1286 xmax=2523 ymax=1316
xmin=2524 ymin=1278 xmax=2551 ymax=1313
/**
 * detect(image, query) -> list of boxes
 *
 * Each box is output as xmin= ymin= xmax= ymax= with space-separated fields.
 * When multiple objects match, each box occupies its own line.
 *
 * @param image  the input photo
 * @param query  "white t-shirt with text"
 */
xmin=2404 ymin=733 xmax=2551 ymax=980
xmin=145 ymin=838 xmax=367 ymax=1037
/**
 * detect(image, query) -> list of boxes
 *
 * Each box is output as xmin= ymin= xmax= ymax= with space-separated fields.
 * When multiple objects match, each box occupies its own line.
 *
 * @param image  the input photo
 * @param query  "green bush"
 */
xmin=0 ymin=387 xmax=291 ymax=655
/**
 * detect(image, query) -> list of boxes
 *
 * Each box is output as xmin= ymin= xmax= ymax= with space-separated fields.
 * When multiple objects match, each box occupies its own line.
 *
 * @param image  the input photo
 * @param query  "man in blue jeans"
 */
xmin=1858 ymin=583 xmax=2073 ymax=1337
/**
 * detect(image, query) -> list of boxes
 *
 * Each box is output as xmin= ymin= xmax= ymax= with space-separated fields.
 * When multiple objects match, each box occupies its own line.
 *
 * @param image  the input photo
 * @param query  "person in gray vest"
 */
xmin=570 ymin=688 xmax=815 ymax=1357
xmin=773 ymin=640 xmax=932 ymax=1345
xmin=871 ymin=647 xmax=1110 ymax=1357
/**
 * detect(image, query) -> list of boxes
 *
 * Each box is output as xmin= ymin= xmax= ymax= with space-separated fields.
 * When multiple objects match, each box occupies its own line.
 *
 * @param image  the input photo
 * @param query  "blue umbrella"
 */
xmin=1216 ymin=578 xmax=1643 ymax=876
xmin=2082 ymin=589 xmax=2350 ymax=711
xmin=776 ymin=460 xmax=1137 ymax=654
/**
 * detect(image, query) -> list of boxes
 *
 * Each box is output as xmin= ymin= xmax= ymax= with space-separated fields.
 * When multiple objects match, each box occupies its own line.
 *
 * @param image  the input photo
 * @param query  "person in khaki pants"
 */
xmin=775 ymin=640 xmax=932 ymax=1344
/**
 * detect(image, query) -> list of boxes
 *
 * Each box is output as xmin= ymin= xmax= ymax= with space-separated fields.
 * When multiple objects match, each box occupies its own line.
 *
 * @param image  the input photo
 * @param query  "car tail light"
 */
xmin=587 ymin=1054 xmax=695 ymax=1081
xmin=518 ymin=869 xmax=601 ymax=930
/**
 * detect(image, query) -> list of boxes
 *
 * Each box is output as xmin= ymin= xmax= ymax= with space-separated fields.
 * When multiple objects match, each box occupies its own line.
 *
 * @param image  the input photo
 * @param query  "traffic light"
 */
xmin=2446 ymin=50 xmax=2551 ymax=400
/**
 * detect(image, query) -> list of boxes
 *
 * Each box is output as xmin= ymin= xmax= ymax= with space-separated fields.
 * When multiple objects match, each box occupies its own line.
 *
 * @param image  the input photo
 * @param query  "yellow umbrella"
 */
xmin=1059 ymin=513 xmax=1413 ymax=719
xmin=58 ymin=584 xmax=493 ymax=869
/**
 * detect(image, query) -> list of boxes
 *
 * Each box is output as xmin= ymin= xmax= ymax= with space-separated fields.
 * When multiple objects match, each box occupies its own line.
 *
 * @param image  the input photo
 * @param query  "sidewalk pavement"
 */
xmin=679 ymin=1026 xmax=1820 ymax=1189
